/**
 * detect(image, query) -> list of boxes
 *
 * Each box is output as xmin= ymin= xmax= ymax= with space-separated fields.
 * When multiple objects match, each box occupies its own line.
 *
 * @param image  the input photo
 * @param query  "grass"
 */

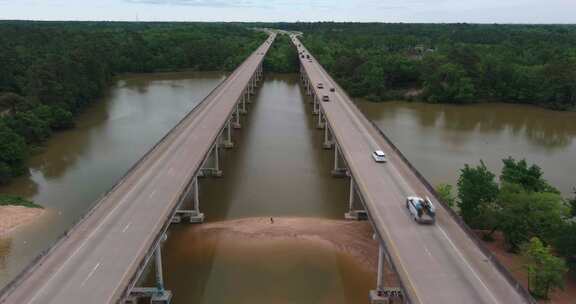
xmin=0 ymin=194 xmax=42 ymax=208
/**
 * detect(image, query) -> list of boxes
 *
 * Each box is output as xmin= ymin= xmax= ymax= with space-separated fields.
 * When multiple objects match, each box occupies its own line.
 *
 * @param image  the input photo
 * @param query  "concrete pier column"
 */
xmin=369 ymin=244 xmax=403 ymax=303
xmin=246 ymin=90 xmax=252 ymax=104
xmin=150 ymin=245 xmax=172 ymax=304
xmin=323 ymin=125 xmax=333 ymax=149
xmin=317 ymin=110 xmax=325 ymax=129
xmin=172 ymin=176 xmax=204 ymax=223
xmin=232 ymin=105 xmax=241 ymax=129
xmin=344 ymin=177 xmax=367 ymax=220
xmin=223 ymin=121 xmax=234 ymax=149
xmin=240 ymin=94 xmax=247 ymax=114
xmin=331 ymin=145 xmax=347 ymax=177
xmin=313 ymin=95 xmax=319 ymax=114
xmin=376 ymin=244 xmax=385 ymax=291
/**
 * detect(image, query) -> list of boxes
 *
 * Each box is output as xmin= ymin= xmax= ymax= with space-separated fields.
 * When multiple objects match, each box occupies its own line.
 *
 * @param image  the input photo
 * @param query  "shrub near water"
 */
xmin=0 ymin=194 xmax=42 ymax=208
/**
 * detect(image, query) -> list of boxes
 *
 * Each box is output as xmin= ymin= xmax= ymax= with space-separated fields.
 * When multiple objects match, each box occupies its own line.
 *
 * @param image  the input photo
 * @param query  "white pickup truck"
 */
xmin=406 ymin=196 xmax=436 ymax=224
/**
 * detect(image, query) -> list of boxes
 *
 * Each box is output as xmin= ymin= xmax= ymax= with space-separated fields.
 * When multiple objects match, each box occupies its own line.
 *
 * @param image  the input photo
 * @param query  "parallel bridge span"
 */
xmin=292 ymin=34 xmax=534 ymax=304
xmin=0 ymin=33 xmax=276 ymax=304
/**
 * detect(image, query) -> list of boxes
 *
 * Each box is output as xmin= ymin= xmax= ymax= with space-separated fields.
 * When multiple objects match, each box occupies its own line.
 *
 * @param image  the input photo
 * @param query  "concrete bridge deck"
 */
xmin=0 ymin=33 xmax=276 ymax=304
xmin=292 ymin=35 xmax=533 ymax=304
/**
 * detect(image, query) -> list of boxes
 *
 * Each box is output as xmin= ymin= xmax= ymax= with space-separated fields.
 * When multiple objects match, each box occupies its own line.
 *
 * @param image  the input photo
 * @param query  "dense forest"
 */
xmin=272 ymin=23 xmax=576 ymax=110
xmin=263 ymin=34 xmax=299 ymax=73
xmin=0 ymin=21 xmax=266 ymax=184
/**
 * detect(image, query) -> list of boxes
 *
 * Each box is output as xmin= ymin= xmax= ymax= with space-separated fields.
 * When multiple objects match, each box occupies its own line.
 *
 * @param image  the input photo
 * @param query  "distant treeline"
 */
xmin=0 ymin=21 xmax=265 ymax=184
xmin=271 ymin=23 xmax=576 ymax=110
xmin=263 ymin=34 xmax=299 ymax=73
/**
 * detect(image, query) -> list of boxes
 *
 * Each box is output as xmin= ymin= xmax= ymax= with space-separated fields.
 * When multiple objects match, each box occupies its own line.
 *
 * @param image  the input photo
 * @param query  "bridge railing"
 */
xmin=0 ymin=37 xmax=268 ymax=300
xmin=370 ymin=121 xmax=537 ymax=304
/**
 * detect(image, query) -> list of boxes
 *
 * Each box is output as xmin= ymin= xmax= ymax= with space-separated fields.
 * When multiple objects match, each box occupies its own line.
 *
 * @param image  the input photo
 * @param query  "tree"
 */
xmin=498 ymin=183 xmax=568 ymax=251
xmin=457 ymin=161 xmax=499 ymax=228
xmin=500 ymin=157 xmax=559 ymax=193
xmin=0 ymin=122 xmax=28 ymax=180
xmin=569 ymin=188 xmax=576 ymax=218
xmin=554 ymin=222 xmax=576 ymax=273
xmin=0 ymin=92 xmax=28 ymax=114
xmin=522 ymin=237 xmax=568 ymax=299
xmin=435 ymin=183 xmax=455 ymax=208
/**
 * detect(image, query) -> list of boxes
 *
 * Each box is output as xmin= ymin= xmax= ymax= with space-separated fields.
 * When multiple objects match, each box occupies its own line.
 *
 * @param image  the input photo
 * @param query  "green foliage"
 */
xmin=553 ymin=222 xmax=576 ymax=273
xmin=0 ymin=194 xmax=42 ymax=208
xmin=0 ymin=21 xmax=265 ymax=183
xmin=522 ymin=237 xmax=568 ymax=299
xmin=273 ymin=23 xmax=576 ymax=109
xmin=501 ymin=157 xmax=559 ymax=193
xmin=457 ymin=161 xmax=499 ymax=228
xmin=498 ymin=183 xmax=568 ymax=251
xmin=569 ymin=188 xmax=576 ymax=218
xmin=0 ymin=122 xmax=28 ymax=182
xmin=264 ymin=35 xmax=298 ymax=73
xmin=435 ymin=183 xmax=455 ymax=208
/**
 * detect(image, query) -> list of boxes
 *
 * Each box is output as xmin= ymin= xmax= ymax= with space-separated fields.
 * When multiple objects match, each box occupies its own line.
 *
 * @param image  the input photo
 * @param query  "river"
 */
xmin=357 ymin=101 xmax=576 ymax=197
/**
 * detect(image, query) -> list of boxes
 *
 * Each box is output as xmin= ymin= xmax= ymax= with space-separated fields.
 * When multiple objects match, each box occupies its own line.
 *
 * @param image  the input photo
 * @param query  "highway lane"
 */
xmin=0 ymin=33 xmax=276 ymax=304
xmin=293 ymin=35 xmax=530 ymax=304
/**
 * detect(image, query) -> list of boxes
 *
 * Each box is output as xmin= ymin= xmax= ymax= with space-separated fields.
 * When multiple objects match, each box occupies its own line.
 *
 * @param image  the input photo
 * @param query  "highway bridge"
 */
xmin=0 ymin=30 xmax=537 ymax=304
xmin=0 ymin=33 xmax=276 ymax=304
xmin=292 ymin=35 xmax=534 ymax=304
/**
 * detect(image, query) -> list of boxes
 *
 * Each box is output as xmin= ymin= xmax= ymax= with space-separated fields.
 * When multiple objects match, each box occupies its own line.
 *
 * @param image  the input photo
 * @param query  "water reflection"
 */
xmin=358 ymin=101 xmax=576 ymax=195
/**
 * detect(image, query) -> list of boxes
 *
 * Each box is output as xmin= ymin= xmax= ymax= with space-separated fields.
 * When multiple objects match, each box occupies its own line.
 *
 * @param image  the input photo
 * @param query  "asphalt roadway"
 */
xmin=0 ymin=34 xmax=276 ymax=304
xmin=292 ymin=35 xmax=530 ymax=304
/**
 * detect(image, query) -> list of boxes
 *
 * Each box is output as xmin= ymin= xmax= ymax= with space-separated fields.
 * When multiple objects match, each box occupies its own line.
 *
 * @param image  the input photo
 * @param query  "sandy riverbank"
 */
xmin=0 ymin=206 xmax=44 ymax=237
xmin=183 ymin=217 xmax=399 ymax=285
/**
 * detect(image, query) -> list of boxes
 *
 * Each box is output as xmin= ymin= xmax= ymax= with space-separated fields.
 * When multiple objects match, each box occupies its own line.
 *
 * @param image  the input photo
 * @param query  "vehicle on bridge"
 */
xmin=317 ymin=83 xmax=324 ymax=89
xmin=330 ymin=87 xmax=335 ymax=92
xmin=406 ymin=196 xmax=436 ymax=224
xmin=372 ymin=150 xmax=387 ymax=162
xmin=322 ymin=95 xmax=330 ymax=102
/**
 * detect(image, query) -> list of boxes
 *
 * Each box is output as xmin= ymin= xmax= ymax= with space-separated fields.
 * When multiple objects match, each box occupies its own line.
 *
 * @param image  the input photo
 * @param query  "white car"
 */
xmin=317 ymin=83 xmax=324 ymax=89
xmin=406 ymin=196 xmax=436 ymax=224
xmin=372 ymin=150 xmax=387 ymax=162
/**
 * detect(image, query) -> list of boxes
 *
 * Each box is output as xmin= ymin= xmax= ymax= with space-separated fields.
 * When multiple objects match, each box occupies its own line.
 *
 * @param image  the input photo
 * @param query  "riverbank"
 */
xmin=0 ymin=205 xmax=44 ymax=237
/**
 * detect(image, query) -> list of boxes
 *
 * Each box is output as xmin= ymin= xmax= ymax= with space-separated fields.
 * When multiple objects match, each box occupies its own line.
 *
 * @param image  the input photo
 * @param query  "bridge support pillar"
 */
xmin=345 ymin=178 xmax=367 ymax=220
xmin=323 ymin=125 xmax=334 ymax=149
xmin=246 ymin=90 xmax=252 ymax=104
xmin=317 ymin=110 xmax=325 ymax=129
xmin=240 ymin=94 xmax=248 ymax=114
xmin=232 ymin=105 xmax=241 ymax=129
xmin=173 ymin=177 xmax=204 ymax=223
xmin=223 ymin=121 xmax=234 ymax=149
xmin=250 ymin=77 xmax=255 ymax=95
xmin=313 ymin=95 xmax=319 ymax=115
xmin=331 ymin=145 xmax=348 ymax=177
xmin=125 ymin=238 xmax=172 ymax=304
xmin=369 ymin=244 xmax=403 ymax=304
xmin=200 ymin=145 xmax=223 ymax=177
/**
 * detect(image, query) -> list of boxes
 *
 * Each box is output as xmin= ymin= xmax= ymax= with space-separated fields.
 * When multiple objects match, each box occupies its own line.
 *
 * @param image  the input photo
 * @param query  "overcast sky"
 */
xmin=0 ymin=0 xmax=575 ymax=23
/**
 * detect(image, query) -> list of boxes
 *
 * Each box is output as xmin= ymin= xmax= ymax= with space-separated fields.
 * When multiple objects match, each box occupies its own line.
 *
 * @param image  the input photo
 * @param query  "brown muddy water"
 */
xmin=0 ymin=72 xmax=371 ymax=303
xmin=358 ymin=101 xmax=576 ymax=197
